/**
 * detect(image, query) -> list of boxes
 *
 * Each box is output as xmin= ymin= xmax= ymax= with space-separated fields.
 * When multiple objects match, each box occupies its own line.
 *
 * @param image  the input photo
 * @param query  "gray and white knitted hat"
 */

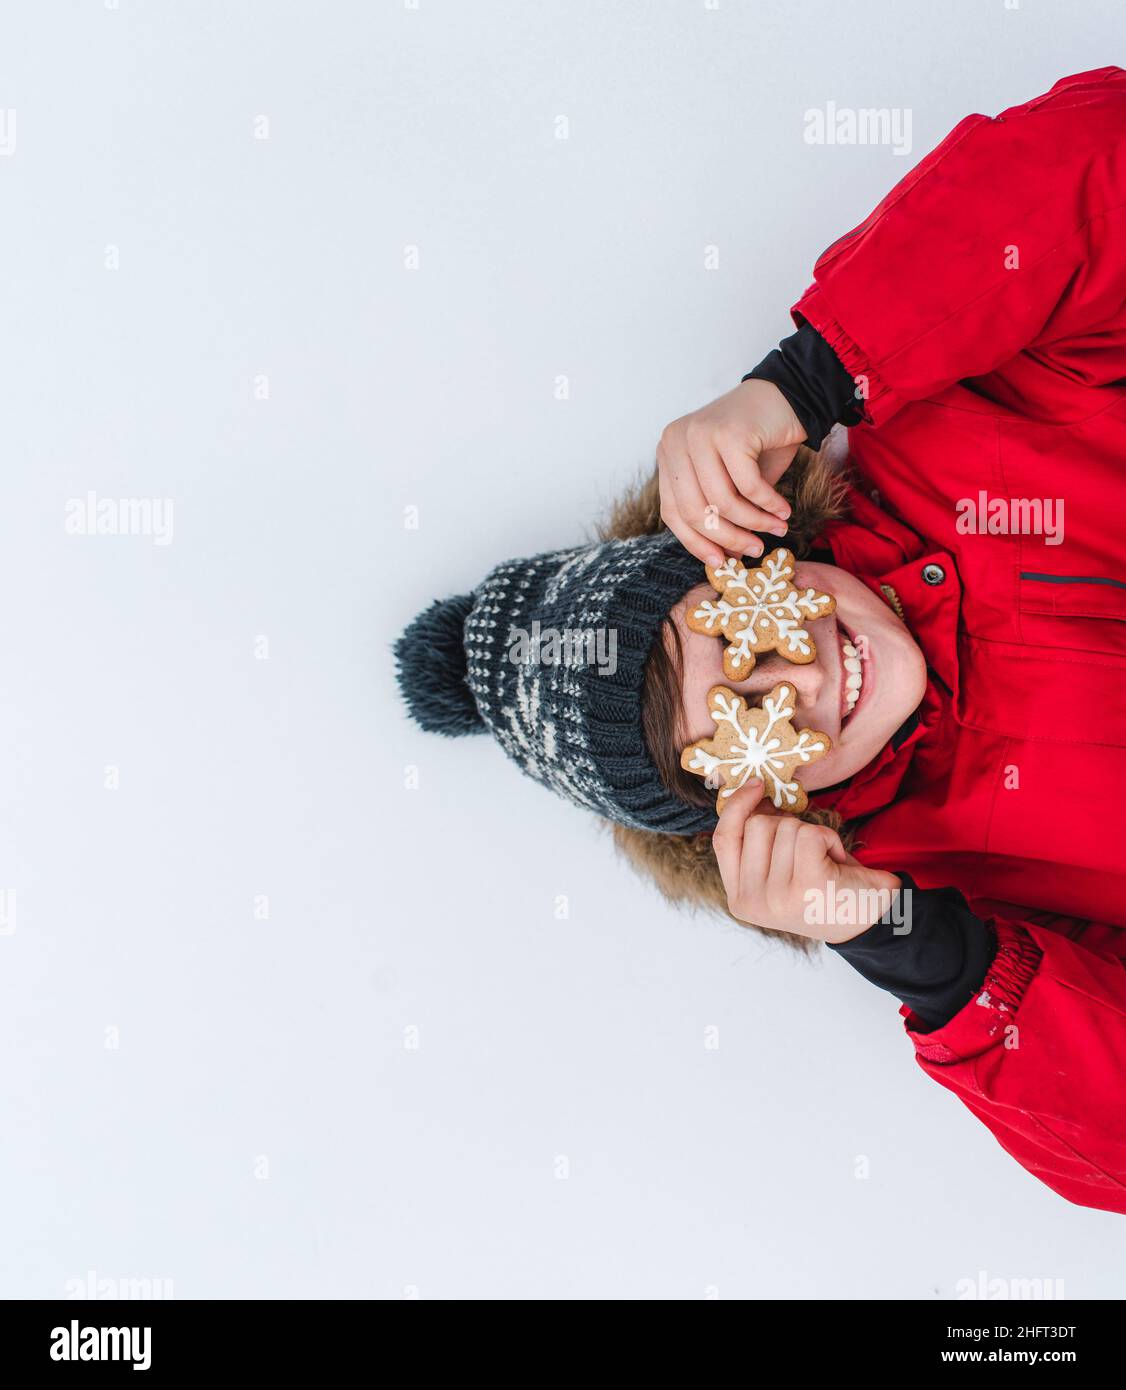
xmin=394 ymin=529 xmax=716 ymax=835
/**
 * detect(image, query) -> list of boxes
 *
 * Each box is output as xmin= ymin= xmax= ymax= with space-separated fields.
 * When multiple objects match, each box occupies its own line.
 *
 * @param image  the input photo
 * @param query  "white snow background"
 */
xmin=0 ymin=0 xmax=1122 ymax=1299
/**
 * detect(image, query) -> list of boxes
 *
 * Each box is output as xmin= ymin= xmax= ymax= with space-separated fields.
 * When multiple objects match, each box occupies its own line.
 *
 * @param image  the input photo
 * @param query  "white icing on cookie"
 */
xmin=688 ymin=549 xmax=835 ymax=680
xmin=681 ymin=682 xmax=831 ymax=814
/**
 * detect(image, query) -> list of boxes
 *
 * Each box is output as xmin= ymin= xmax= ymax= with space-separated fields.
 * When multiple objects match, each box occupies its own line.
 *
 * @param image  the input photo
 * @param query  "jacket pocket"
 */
xmin=1019 ymin=570 xmax=1126 ymax=623
xmin=958 ymin=634 xmax=1126 ymax=746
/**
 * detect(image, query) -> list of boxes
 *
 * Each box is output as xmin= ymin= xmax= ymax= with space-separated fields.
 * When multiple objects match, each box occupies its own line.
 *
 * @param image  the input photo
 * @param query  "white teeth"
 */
xmin=841 ymin=632 xmax=864 ymax=719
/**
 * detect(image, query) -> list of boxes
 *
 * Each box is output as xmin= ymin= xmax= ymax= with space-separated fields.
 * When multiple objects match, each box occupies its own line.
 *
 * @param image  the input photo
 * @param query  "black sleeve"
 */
xmin=743 ymin=321 xmax=862 ymax=450
xmin=827 ymin=873 xmax=998 ymax=1032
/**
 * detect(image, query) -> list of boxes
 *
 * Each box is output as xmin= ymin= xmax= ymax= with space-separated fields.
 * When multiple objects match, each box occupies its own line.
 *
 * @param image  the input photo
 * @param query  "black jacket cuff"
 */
xmin=827 ymin=873 xmax=998 ymax=1032
xmin=743 ymin=321 xmax=861 ymax=450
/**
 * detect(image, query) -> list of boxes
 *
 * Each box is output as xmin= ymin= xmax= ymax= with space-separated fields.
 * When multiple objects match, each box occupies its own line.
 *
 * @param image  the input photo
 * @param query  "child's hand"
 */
xmin=657 ymin=379 xmax=806 ymax=566
xmin=712 ymin=779 xmax=903 ymax=943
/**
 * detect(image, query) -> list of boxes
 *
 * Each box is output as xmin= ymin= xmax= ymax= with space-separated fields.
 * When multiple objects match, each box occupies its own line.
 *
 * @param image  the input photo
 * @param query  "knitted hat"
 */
xmin=394 ymin=529 xmax=716 ymax=834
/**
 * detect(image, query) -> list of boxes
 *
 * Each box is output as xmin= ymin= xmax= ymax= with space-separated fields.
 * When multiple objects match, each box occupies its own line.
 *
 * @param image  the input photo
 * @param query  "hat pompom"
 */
xmin=394 ymin=593 xmax=486 ymax=736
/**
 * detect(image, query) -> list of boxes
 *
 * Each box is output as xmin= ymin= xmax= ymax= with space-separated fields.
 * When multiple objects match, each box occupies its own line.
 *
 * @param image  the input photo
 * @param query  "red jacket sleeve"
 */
xmin=904 ymin=918 xmax=1126 ymax=1214
xmin=791 ymin=66 xmax=1126 ymax=427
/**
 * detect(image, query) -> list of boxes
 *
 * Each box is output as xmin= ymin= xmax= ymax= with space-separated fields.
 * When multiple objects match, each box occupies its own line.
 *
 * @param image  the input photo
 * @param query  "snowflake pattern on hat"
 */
xmin=686 ymin=548 xmax=835 ymax=682
xmin=680 ymin=681 xmax=831 ymax=814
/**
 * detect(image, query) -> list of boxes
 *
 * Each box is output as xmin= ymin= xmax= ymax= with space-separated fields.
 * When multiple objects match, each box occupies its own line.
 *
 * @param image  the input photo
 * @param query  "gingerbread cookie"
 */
xmin=686 ymin=548 xmax=835 ymax=681
xmin=680 ymin=681 xmax=831 ymax=815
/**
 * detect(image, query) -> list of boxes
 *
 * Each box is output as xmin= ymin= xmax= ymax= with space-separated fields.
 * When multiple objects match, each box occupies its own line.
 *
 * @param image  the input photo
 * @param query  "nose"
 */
xmin=731 ymin=652 xmax=826 ymax=709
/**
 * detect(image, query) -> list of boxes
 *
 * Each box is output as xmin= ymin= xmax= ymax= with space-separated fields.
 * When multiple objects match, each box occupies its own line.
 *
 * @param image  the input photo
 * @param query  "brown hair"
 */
xmin=642 ymin=616 xmax=716 ymax=815
xmin=598 ymin=447 xmax=854 ymax=946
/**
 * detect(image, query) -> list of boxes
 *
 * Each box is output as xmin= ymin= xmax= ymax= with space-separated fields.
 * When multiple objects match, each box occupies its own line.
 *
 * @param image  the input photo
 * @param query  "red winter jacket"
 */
xmin=798 ymin=67 xmax=1126 ymax=1215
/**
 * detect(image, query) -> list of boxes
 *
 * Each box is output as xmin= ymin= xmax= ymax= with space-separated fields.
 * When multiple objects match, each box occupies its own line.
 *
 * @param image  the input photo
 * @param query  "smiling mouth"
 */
xmin=838 ymin=621 xmax=865 ymax=726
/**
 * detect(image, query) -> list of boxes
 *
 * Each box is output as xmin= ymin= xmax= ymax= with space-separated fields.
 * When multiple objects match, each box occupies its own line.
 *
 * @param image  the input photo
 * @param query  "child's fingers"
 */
xmin=723 ymin=450 xmax=792 ymax=521
xmin=766 ymin=813 xmax=801 ymax=887
xmin=711 ymin=778 xmax=765 ymax=886
xmin=659 ymin=449 xmax=765 ymax=563
xmin=820 ymin=826 xmax=850 ymax=865
xmin=659 ymin=500 xmax=715 ymax=567
xmin=695 ymin=447 xmax=789 ymax=539
xmin=756 ymin=443 xmax=802 ymax=489
xmin=740 ymin=810 xmax=784 ymax=887
xmin=794 ymin=823 xmax=846 ymax=879
xmin=684 ymin=499 xmax=766 ymax=564
xmin=660 ymin=482 xmax=761 ymax=567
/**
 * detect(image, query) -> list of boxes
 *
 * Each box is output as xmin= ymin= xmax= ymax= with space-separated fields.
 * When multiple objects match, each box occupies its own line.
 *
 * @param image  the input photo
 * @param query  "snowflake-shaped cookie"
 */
xmin=680 ymin=682 xmax=831 ymax=815
xmin=686 ymin=548 xmax=836 ymax=681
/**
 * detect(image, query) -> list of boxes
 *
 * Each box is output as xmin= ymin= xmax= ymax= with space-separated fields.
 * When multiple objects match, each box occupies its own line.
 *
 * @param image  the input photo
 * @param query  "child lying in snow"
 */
xmin=396 ymin=68 xmax=1126 ymax=1217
